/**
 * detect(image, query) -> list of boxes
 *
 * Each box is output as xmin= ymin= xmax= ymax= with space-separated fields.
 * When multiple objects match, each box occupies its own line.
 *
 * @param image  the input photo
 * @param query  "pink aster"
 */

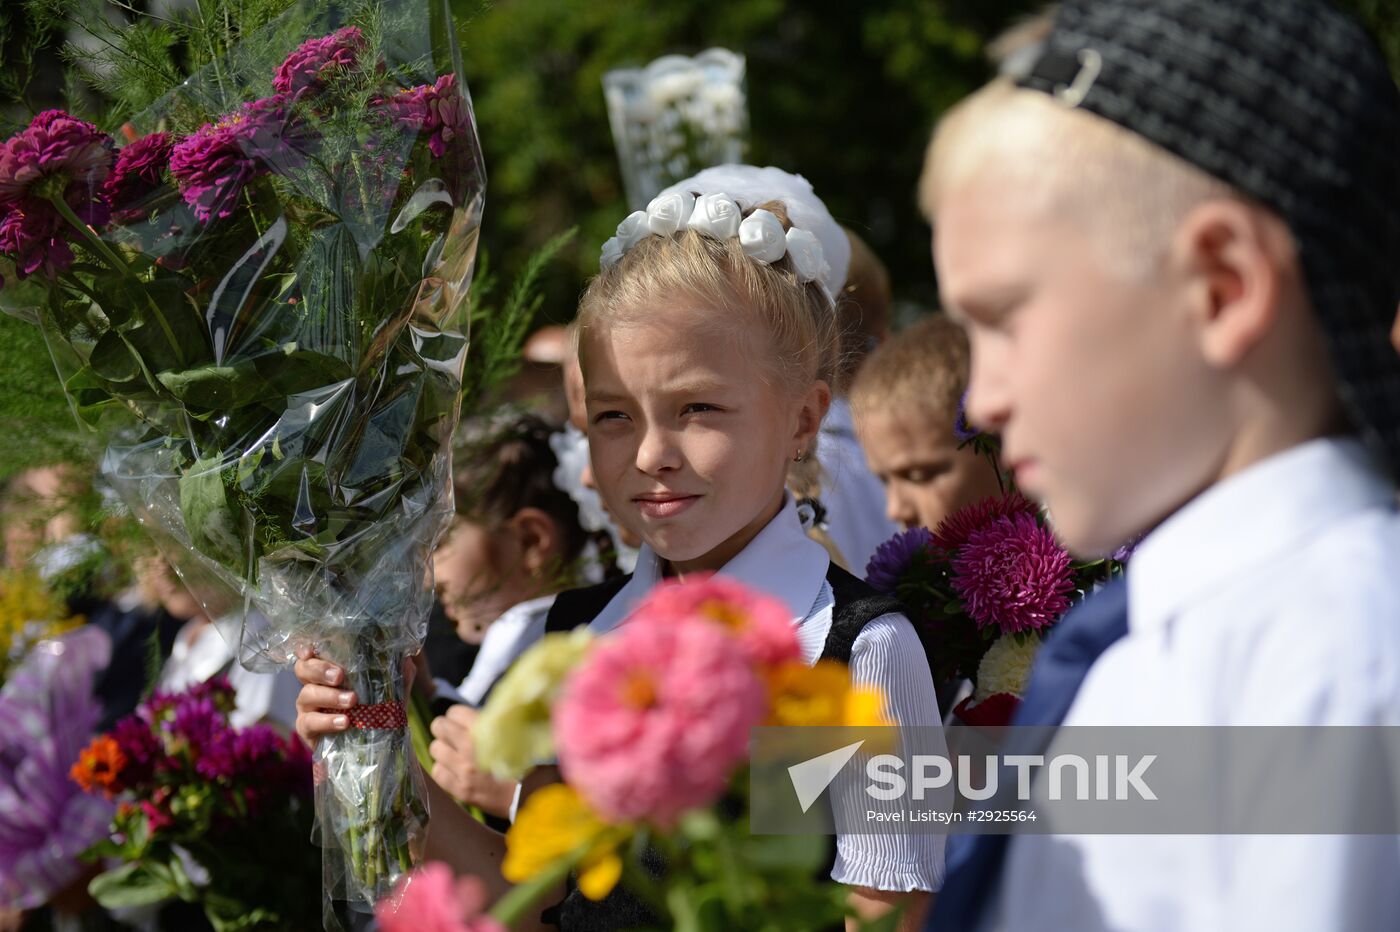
xmin=554 ymin=615 xmax=767 ymax=826
xmin=273 ymin=26 xmax=367 ymax=96
xmin=931 ymin=492 xmax=1038 ymax=554
xmin=169 ymin=96 xmax=296 ymax=222
xmin=950 ymin=512 xmax=1075 ymax=635
xmin=631 ymin=574 xmax=800 ymax=667
xmin=375 ymin=863 xmax=505 ymax=932
xmin=102 ymin=131 xmax=173 ymax=222
xmin=382 ymin=73 xmax=473 ymax=159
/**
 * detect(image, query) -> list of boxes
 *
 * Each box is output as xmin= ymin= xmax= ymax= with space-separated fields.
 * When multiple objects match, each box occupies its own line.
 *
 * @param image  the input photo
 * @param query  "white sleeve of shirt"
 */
xmin=830 ymin=612 xmax=948 ymax=893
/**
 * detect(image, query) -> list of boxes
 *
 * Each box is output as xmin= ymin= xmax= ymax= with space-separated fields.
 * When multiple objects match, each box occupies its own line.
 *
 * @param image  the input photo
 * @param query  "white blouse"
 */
xmin=588 ymin=496 xmax=947 ymax=893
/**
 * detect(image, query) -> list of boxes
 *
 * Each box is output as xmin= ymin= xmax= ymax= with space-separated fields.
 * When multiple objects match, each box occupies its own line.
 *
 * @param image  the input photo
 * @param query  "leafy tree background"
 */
xmin=1 ymin=0 xmax=1397 ymax=479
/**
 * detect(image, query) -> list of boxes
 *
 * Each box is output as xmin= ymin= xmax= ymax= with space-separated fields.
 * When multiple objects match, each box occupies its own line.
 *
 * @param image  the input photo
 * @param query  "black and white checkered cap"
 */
xmin=1018 ymin=0 xmax=1400 ymax=483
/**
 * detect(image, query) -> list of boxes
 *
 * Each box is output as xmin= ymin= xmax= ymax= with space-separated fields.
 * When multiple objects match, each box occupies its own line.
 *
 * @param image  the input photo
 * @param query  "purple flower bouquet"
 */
xmin=865 ymin=495 xmax=1125 ymax=727
xmin=71 ymin=676 xmax=318 ymax=930
xmin=0 ymin=1 xmax=485 ymax=922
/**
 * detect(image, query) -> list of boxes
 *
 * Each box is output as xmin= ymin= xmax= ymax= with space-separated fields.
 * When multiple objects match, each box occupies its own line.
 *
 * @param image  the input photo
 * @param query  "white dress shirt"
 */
xmin=817 ymin=399 xmax=901 ymax=573
xmin=454 ymin=594 xmax=557 ymax=707
xmin=589 ymin=496 xmax=947 ymax=892
xmin=991 ymin=438 xmax=1400 ymax=932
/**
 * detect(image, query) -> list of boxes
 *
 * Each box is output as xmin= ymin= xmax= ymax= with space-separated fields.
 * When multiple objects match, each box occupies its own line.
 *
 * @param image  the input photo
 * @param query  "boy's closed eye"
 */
xmin=884 ymin=462 xmax=953 ymax=485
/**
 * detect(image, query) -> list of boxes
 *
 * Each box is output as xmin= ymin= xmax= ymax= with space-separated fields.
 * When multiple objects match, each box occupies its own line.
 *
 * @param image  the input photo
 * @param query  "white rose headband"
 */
xmin=598 ymin=164 xmax=851 ymax=302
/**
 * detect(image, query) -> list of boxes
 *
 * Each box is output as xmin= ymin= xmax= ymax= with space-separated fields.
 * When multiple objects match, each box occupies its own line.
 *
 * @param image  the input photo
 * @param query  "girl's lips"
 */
xmin=633 ymin=495 xmax=700 ymax=520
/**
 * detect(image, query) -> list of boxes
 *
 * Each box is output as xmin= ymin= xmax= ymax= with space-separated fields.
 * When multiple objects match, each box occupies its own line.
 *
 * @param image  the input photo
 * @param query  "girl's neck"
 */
xmin=662 ymin=488 xmax=787 ymax=580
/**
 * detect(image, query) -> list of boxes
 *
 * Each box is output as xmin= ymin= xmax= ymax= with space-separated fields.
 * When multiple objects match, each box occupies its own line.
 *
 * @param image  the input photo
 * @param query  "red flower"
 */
xmin=70 ymin=735 xmax=127 ymax=796
xmin=931 ymin=493 xmax=1038 ymax=553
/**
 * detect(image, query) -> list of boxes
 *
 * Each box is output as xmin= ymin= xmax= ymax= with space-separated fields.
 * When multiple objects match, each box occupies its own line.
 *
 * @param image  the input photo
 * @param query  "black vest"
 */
xmin=539 ymin=564 xmax=914 ymax=930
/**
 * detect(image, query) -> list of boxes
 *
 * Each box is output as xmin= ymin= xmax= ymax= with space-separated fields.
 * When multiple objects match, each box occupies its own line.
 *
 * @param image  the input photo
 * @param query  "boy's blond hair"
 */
xmin=920 ymin=79 xmax=1237 ymax=281
xmin=850 ymin=314 xmax=968 ymax=434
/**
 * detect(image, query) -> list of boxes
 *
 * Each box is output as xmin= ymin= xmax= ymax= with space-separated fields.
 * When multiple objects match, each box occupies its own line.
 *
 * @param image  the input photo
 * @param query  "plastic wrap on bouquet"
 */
xmin=0 ymin=0 xmax=484 ymax=925
xmin=0 ymin=626 xmax=114 ymax=909
xmin=603 ymin=49 xmax=748 ymax=209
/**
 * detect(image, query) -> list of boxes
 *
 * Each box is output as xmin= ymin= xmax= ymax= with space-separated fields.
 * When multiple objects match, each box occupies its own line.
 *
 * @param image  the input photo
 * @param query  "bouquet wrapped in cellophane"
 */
xmin=0 ymin=0 xmax=485 ymax=923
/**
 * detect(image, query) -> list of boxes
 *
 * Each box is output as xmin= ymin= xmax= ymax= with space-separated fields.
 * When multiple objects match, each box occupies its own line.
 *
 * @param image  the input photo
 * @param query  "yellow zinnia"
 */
xmin=765 ymin=660 xmax=891 ymax=728
xmin=503 ymin=783 xmax=630 ymax=900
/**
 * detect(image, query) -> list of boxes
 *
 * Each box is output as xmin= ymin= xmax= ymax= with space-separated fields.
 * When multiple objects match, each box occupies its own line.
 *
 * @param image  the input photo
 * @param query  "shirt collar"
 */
xmin=1127 ymin=437 xmax=1397 ymax=635
xmin=588 ymin=496 xmax=831 ymax=636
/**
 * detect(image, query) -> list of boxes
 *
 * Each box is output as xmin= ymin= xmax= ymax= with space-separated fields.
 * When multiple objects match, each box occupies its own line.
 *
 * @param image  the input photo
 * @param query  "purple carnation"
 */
xmin=102 ymin=131 xmax=173 ymax=222
xmin=951 ymin=512 xmax=1075 ymax=635
xmin=166 ymin=695 xmax=228 ymax=759
xmin=170 ymin=97 xmax=295 ymax=222
xmin=273 ymin=26 xmax=366 ymax=95
xmin=0 ymin=110 xmax=115 ymax=280
xmin=865 ymin=527 xmax=934 ymax=594
xmin=382 ymin=73 xmax=472 ymax=159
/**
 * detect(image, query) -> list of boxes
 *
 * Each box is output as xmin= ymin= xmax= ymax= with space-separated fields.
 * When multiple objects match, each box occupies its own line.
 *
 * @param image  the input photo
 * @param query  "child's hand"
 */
xmin=293 ymin=645 xmax=357 ymax=749
xmin=429 ymin=704 xmax=519 ymax=817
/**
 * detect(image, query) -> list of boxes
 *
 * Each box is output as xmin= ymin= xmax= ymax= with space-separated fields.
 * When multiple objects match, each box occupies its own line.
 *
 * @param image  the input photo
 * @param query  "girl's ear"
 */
xmin=792 ymin=379 xmax=833 ymax=455
xmin=510 ymin=507 xmax=561 ymax=576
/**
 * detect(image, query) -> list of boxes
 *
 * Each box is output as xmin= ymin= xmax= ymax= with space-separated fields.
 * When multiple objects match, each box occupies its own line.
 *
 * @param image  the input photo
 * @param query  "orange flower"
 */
xmin=70 ymin=735 xmax=126 ymax=796
xmin=765 ymin=660 xmax=891 ymax=728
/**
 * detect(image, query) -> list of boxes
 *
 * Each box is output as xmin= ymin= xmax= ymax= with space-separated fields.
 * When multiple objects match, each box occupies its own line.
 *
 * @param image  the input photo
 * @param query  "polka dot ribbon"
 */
xmin=319 ymin=699 xmax=408 ymax=730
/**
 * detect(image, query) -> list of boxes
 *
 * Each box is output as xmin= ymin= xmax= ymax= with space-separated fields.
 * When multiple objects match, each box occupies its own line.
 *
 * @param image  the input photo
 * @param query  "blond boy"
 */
xmin=922 ymin=1 xmax=1400 ymax=930
xmin=850 ymin=314 xmax=1003 ymax=534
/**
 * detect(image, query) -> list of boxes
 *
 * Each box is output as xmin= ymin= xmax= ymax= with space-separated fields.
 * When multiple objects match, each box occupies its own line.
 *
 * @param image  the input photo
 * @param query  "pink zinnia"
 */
xmin=632 ymin=574 xmax=800 ymax=667
xmin=931 ymin=492 xmax=1038 ymax=554
xmin=102 ymin=131 xmax=173 ymax=222
xmin=169 ymin=97 xmax=294 ymax=222
xmin=273 ymin=26 xmax=367 ymax=96
xmin=0 ymin=110 xmax=115 ymax=281
xmin=950 ymin=512 xmax=1074 ymax=635
xmin=375 ymin=862 xmax=505 ymax=932
xmin=554 ymin=615 xmax=767 ymax=826
xmin=382 ymin=73 xmax=473 ymax=159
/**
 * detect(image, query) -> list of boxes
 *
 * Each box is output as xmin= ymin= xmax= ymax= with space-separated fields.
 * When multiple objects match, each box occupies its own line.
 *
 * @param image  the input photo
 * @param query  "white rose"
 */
xmin=685 ymin=193 xmax=741 ymax=239
xmin=615 ymin=210 xmax=651 ymax=251
xmin=783 ymin=227 xmax=825 ymax=282
xmin=738 ymin=209 xmax=786 ymax=263
xmin=645 ymin=191 xmax=696 ymax=237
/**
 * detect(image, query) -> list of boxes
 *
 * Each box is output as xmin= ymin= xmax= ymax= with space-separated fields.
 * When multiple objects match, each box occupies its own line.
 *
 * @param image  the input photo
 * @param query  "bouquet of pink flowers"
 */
xmin=865 ymin=495 xmax=1124 ymax=726
xmin=0 ymin=0 xmax=485 ymax=918
xmin=374 ymin=577 xmax=892 ymax=931
xmin=71 ymin=676 xmax=318 ymax=930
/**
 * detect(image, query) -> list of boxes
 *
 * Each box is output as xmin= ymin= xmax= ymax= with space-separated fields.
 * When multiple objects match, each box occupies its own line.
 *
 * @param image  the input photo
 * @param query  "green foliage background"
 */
xmin=1 ymin=0 xmax=1398 ymax=482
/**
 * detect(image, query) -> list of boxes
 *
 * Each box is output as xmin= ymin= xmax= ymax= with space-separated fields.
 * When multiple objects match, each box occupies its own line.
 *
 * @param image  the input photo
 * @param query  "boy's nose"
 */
xmin=885 ymin=485 xmax=916 ymax=529
xmin=635 ymin=428 xmax=681 ymax=474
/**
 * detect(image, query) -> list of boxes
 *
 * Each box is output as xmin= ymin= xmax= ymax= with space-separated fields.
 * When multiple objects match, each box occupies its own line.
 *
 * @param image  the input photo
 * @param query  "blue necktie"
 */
xmin=925 ymin=576 xmax=1130 ymax=932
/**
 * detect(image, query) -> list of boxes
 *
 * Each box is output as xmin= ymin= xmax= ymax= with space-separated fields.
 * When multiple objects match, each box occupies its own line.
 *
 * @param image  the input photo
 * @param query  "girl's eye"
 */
xmin=593 ymin=410 xmax=628 ymax=424
xmin=904 ymin=464 xmax=950 ymax=484
xmin=683 ymin=403 xmax=718 ymax=415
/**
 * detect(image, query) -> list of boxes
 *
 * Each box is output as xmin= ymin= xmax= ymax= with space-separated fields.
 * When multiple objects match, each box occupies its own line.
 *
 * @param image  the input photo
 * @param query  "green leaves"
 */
xmin=180 ymin=455 xmax=247 ymax=574
xmin=88 ymin=862 xmax=180 ymax=909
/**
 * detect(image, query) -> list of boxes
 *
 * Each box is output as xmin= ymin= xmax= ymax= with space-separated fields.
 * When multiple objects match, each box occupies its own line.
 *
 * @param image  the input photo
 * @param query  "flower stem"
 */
xmin=47 ymin=195 xmax=131 ymax=277
xmin=48 ymin=194 xmax=185 ymax=369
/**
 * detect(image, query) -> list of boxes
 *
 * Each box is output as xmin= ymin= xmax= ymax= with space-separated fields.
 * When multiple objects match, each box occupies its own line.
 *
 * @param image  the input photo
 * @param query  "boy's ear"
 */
xmin=1174 ymin=199 xmax=1294 ymax=369
xmin=511 ymin=507 xmax=560 ymax=575
xmin=793 ymin=380 xmax=833 ymax=449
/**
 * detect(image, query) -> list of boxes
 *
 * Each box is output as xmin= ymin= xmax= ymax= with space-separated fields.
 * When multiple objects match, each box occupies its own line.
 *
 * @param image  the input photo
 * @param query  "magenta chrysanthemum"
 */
xmin=102 ymin=131 xmax=173 ymax=221
xmin=382 ymin=73 xmax=472 ymax=159
xmin=273 ymin=26 xmax=367 ymax=96
xmin=554 ymin=615 xmax=766 ymax=826
xmin=170 ymin=97 xmax=294 ymax=222
xmin=865 ymin=527 xmax=935 ymax=594
xmin=0 ymin=110 xmax=115 ymax=280
xmin=931 ymin=492 xmax=1038 ymax=554
xmin=950 ymin=512 xmax=1074 ymax=635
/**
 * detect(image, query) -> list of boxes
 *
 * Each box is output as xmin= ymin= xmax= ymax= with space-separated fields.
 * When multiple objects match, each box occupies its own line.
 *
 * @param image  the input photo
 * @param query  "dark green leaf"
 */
xmin=88 ymin=863 xmax=179 ymax=909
